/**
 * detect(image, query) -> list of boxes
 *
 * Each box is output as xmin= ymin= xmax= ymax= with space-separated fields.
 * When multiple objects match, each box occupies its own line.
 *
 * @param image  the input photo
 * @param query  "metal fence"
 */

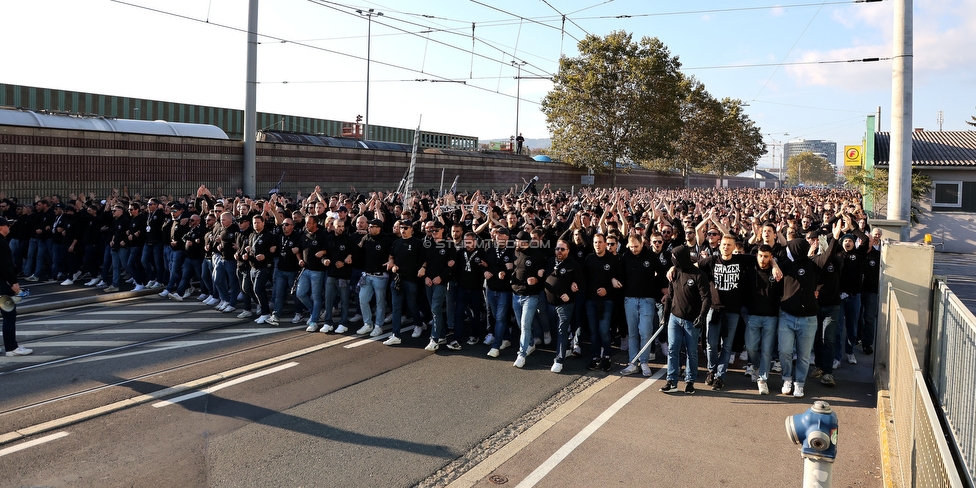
xmin=885 ymin=283 xmax=967 ymax=487
xmin=930 ymin=280 xmax=976 ymax=486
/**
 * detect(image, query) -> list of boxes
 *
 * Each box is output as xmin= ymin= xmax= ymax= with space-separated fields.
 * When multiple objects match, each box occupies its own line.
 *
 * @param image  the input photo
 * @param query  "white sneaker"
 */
xmin=214 ymin=301 xmax=227 ymax=310
xmin=356 ymin=324 xmax=372 ymax=335
xmin=383 ymin=335 xmax=401 ymax=346
xmin=758 ymin=380 xmax=770 ymax=395
xmin=772 ymin=360 xmax=783 ymax=373
xmin=833 ymin=359 xmax=842 ymax=370
xmin=292 ymin=313 xmax=304 ymax=324
xmin=424 ymin=339 xmax=439 ymax=351
xmin=641 ymin=363 xmax=652 ymax=377
xmin=487 ymin=348 xmax=500 ymax=358
xmin=384 ymin=314 xmax=392 ymax=324
xmin=526 ymin=345 xmax=536 ymax=356
xmin=60 ymin=278 xmax=74 ymax=286
xmin=551 ymin=362 xmax=563 ymax=373
xmin=204 ymin=297 xmax=219 ymax=306
xmin=744 ymin=364 xmax=755 ymax=377
xmin=648 ymin=351 xmax=657 ymax=361
xmin=306 ymin=322 xmax=320 ymax=332
xmin=543 ymin=332 xmax=552 ymax=345
xmin=411 ymin=323 xmax=426 ymax=338
xmin=158 ymin=289 xmax=170 ymax=298
xmin=147 ymin=280 xmax=158 ymax=288
xmin=847 ymin=353 xmax=857 ymax=364
xmin=500 ymin=340 xmax=512 ymax=350
xmin=620 ymin=364 xmax=640 ymax=376
xmin=237 ymin=310 xmax=253 ymax=319
xmin=5 ymin=346 xmax=33 ymax=356
xmin=198 ymin=293 xmax=209 ymax=301
xmin=320 ymin=324 xmax=334 ymax=334
xmin=96 ymin=280 xmax=108 ymax=288
xmin=254 ymin=314 xmax=270 ymax=324
xmin=619 ymin=338 xmax=629 ymax=352
xmin=483 ymin=333 xmax=494 ymax=346
xmin=370 ymin=325 xmax=383 ymax=337
xmin=133 ymin=284 xmax=146 ymax=292
xmin=793 ymin=383 xmax=805 ymax=398
xmin=169 ymin=292 xmax=184 ymax=302
xmin=151 ymin=281 xmax=165 ymax=289
xmin=266 ymin=314 xmax=280 ymax=326
xmin=782 ymin=379 xmax=793 ymax=395
xmin=72 ymin=270 xmax=83 ymax=281
xmin=334 ymin=324 xmax=348 ymax=334
xmin=238 ymin=292 xmax=246 ymax=301
xmin=85 ymin=278 xmax=100 ymax=286
xmin=739 ymin=350 xmax=749 ymax=361
xmin=349 ymin=314 xmax=362 ymax=323
xmin=222 ymin=306 xmax=236 ymax=314
xmin=514 ymin=355 xmax=526 ymax=368
xmin=182 ymin=288 xmax=192 ymax=299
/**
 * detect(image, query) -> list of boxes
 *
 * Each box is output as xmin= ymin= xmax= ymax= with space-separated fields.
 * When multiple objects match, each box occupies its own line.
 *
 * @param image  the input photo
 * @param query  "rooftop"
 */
xmin=875 ymin=130 xmax=976 ymax=167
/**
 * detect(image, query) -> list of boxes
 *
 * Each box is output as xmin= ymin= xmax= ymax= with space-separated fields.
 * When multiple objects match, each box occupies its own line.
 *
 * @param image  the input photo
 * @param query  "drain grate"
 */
xmin=487 ymin=474 xmax=509 ymax=484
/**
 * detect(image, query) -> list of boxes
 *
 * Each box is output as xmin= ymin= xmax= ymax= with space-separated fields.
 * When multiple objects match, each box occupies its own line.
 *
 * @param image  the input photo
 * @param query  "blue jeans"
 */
xmin=110 ymin=248 xmax=123 ymax=287
xmin=486 ymin=288 xmax=512 ymax=349
xmin=142 ymin=242 xmax=167 ymax=284
xmin=101 ymin=245 xmax=113 ymax=283
xmin=202 ymin=255 xmax=217 ymax=298
xmin=666 ymin=315 xmax=700 ymax=383
xmin=547 ymin=301 xmax=573 ymax=362
xmin=625 ymin=297 xmax=657 ymax=364
xmin=177 ymin=257 xmax=203 ymax=295
xmin=273 ymin=269 xmax=299 ymax=315
xmin=325 ymin=276 xmax=351 ymax=325
xmin=358 ymin=274 xmax=389 ymax=327
xmin=778 ymin=312 xmax=818 ymax=383
xmin=391 ymin=280 xmax=423 ymax=337
xmin=165 ymin=251 xmax=185 ymax=292
xmin=585 ymin=298 xmax=613 ymax=359
xmin=817 ymin=304 xmax=840 ymax=374
xmin=296 ymin=270 xmax=325 ymax=323
xmin=120 ymin=245 xmax=144 ymax=285
xmin=841 ymin=294 xmax=861 ymax=354
xmin=512 ymin=294 xmax=538 ymax=356
xmin=745 ymin=315 xmax=778 ymax=381
xmin=51 ymin=242 xmax=67 ymax=278
xmin=426 ymin=283 xmax=448 ymax=340
xmin=213 ymin=257 xmax=241 ymax=306
xmin=859 ymin=292 xmax=878 ymax=348
xmin=705 ymin=309 xmax=740 ymax=379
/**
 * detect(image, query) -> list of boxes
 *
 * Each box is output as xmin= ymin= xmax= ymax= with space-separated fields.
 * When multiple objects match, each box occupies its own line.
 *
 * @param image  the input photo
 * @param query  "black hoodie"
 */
xmin=664 ymin=245 xmax=711 ymax=326
xmin=779 ymin=238 xmax=833 ymax=317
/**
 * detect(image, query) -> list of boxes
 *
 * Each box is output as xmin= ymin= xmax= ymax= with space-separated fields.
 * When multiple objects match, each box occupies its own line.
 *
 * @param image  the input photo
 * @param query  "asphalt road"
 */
xmin=0 ymin=282 xmax=881 ymax=487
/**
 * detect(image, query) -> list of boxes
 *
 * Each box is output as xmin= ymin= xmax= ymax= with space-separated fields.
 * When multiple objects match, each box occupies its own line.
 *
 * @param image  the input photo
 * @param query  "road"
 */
xmin=0 ymin=282 xmax=882 ymax=487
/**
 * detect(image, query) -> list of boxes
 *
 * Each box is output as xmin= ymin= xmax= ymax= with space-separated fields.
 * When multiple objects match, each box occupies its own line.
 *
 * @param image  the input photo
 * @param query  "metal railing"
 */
xmin=885 ymin=283 xmax=967 ymax=487
xmin=930 ymin=280 xmax=976 ymax=486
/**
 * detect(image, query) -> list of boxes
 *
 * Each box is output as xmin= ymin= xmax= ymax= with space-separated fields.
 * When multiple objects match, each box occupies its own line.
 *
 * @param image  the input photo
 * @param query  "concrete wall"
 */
xmin=909 ymin=168 xmax=976 ymax=253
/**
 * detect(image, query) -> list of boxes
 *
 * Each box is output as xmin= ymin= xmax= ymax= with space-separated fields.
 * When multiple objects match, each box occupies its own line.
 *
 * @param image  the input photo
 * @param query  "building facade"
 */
xmin=784 ymin=139 xmax=838 ymax=167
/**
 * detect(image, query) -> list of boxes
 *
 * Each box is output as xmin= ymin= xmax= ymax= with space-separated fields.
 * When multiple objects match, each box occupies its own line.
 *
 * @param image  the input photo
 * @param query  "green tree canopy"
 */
xmin=845 ymin=167 xmax=933 ymax=224
xmin=542 ymin=31 xmax=684 ymax=187
xmin=786 ymin=151 xmax=835 ymax=186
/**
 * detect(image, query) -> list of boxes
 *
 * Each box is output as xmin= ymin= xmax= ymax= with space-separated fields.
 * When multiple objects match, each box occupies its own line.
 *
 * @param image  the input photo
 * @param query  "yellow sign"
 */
xmin=844 ymin=145 xmax=862 ymax=166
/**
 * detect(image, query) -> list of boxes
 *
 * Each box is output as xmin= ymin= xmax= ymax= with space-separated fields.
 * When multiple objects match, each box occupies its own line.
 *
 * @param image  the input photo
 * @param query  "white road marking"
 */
xmin=26 ymin=341 xmax=132 ymax=347
xmin=514 ymin=368 xmax=665 ymax=487
xmin=22 ymin=320 xmax=129 ymax=326
xmin=152 ymin=362 xmax=299 ymax=407
xmin=16 ymin=330 xmax=64 ymax=337
xmin=77 ymin=328 xmax=199 ymax=335
xmin=80 ymin=310 xmax=179 ymax=315
xmin=0 ymin=432 xmax=69 ymax=458
xmin=143 ymin=317 xmax=241 ymax=323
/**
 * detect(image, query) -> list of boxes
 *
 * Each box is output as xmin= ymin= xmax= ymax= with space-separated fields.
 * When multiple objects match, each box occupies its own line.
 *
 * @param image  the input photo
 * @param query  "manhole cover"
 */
xmin=488 ymin=474 xmax=509 ymax=484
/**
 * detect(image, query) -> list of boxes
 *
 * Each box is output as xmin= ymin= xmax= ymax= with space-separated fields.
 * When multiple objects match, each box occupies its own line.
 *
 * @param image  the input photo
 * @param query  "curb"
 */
xmin=876 ymin=386 xmax=898 ymax=488
xmin=19 ymin=289 xmax=165 ymax=315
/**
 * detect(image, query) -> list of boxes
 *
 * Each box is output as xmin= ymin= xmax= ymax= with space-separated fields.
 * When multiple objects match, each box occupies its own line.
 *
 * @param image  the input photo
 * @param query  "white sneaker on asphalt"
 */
xmin=133 ymin=284 xmax=146 ymax=292
xmin=758 ymin=380 xmax=770 ymax=395
xmin=204 ymin=297 xmax=219 ymax=306
xmin=306 ymin=322 xmax=320 ymax=332
xmin=334 ymin=324 xmax=348 ymax=334
xmin=5 ymin=346 xmax=33 ymax=357
xmin=104 ymin=285 xmax=119 ymax=292
xmin=96 ymin=280 xmax=108 ymax=288
xmin=487 ymin=348 xmax=500 ymax=358
xmin=620 ymin=364 xmax=640 ymax=376
xmin=551 ymin=362 xmax=563 ymax=373
xmin=793 ymin=383 xmax=805 ymax=398
xmin=182 ymin=288 xmax=192 ymax=299
xmin=356 ymin=324 xmax=372 ymax=335
xmin=513 ymin=355 xmax=526 ymax=368
xmin=526 ymin=345 xmax=536 ymax=356
xmin=833 ymin=359 xmax=842 ymax=370
xmin=85 ymin=278 xmax=100 ymax=286
xmin=781 ymin=379 xmax=793 ymax=395
xmin=411 ymin=323 xmax=426 ymax=338
xmin=847 ymin=353 xmax=857 ymax=364
xmin=384 ymin=314 xmax=392 ymax=325
xmin=236 ymin=310 xmax=253 ymax=319
xmin=739 ymin=350 xmax=749 ymax=362
xmin=320 ymin=324 xmax=334 ymax=334
xmin=60 ymin=278 xmax=74 ymax=286
xmin=254 ymin=314 xmax=271 ymax=324
xmin=198 ymin=293 xmax=209 ymax=301
xmin=266 ymin=314 xmax=280 ymax=326
xmin=483 ymin=333 xmax=494 ymax=346
xmin=641 ymin=363 xmax=652 ymax=377
xmin=169 ymin=293 xmax=184 ymax=302
xmin=543 ymin=332 xmax=552 ymax=345
xmin=500 ymin=340 xmax=512 ymax=350
xmin=383 ymin=335 xmax=401 ymax=346
xmin=291 ymin=313 xmax=304 ymax=324
xmin=147 ymin=281 xmax=158 ymax=288
xmin=222 ymin=306 xmax=236 ymax=314
xmin=349 ymin=314 xmax=362 ymax=323
xmin=72 ymin=270 xmax=83 ymax=281
xmin=370 ymin=325 xmax=383 ymax=337
xmin=424 ymin=339 xmax=439 ymax=351
xmin=158 ymin=289 xmax=170 ymax=298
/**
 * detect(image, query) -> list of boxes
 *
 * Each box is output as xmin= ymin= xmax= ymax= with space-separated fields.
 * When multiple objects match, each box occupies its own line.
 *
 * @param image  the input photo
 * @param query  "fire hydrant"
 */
xmin=786 ymin=400 xmax=838 ymax=488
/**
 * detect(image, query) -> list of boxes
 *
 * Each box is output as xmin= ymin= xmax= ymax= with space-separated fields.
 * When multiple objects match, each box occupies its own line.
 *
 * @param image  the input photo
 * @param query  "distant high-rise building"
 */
xmin=783 ymin=139 xmax=837 ymax=167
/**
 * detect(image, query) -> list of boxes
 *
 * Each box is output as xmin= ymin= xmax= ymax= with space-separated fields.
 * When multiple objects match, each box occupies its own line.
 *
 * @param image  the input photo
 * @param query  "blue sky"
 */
xmin=2 ymin=0 xmax=974 ymax=169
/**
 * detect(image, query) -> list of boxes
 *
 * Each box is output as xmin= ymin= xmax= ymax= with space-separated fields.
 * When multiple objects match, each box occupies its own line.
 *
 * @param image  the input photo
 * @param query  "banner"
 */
xmin=404 ymin=115 xmax=422 ymax=203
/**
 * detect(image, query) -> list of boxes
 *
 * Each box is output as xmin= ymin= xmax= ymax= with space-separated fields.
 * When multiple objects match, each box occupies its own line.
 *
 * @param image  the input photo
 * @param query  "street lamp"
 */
xmin=357 ymin=8 xmax=382 ymax=141
xmin=512 ymin=60 xmax=526 ymax=153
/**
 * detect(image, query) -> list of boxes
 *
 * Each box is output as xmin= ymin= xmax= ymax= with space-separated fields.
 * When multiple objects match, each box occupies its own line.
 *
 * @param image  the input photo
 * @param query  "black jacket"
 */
xmin=664 ymin=245 xmax=711 ymax=325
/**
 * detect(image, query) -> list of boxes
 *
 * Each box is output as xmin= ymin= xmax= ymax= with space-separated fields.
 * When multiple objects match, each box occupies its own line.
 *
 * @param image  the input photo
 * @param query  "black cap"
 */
xmin=0 ymin=217 xmax=10 ymax=226
xmin=516 ymin=231 xmax=531 ymax=241
xmin=368 ymin=219 xmax=383 ymax=227
xmin=338 ymin=206 xmax=348 ymax=212
xmin=53 ymin=202 xmax=65 ymax=209
xmin=431 ymin=221 xmax=445 ymax=230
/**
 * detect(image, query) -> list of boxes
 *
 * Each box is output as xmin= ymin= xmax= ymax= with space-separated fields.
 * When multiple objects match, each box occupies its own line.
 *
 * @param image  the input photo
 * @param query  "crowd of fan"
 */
xmin=0 ymin=183 xmax=880 ymax=396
